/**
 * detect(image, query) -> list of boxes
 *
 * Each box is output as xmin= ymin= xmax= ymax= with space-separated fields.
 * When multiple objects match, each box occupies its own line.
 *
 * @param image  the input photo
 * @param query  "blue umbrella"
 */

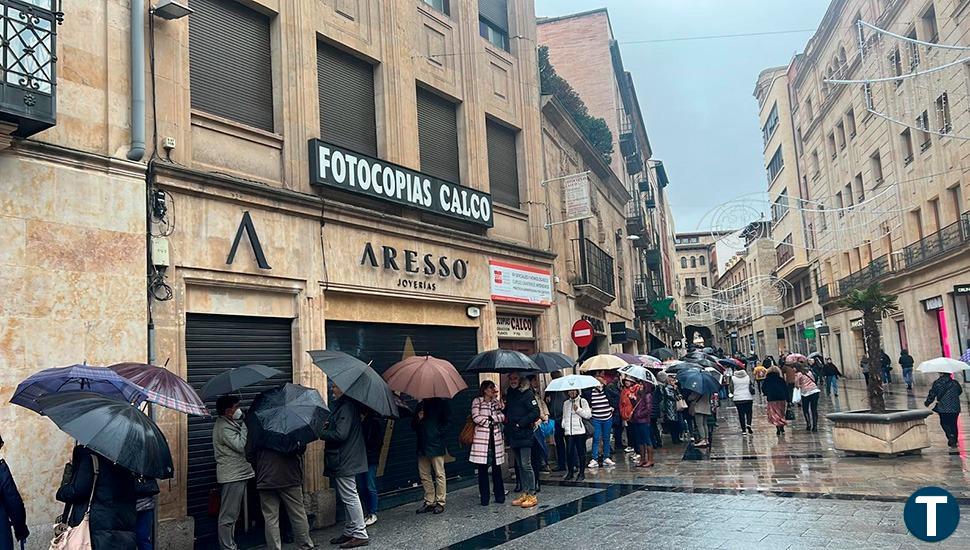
xmin=674 ymin=367 xmax=721 ymax=395
xmin=11 ymin=364 xmax=149 ymax=413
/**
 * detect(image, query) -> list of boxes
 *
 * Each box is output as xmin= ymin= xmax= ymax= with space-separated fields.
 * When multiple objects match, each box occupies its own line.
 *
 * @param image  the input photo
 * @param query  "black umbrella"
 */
xmin=36 ymin=392 xmax=174 ymax=479
xmin=650 ymin=347 xmax=676 ymax=361
xmin=248 ymin=384 xmax=329 ymax=454
xmin=684 ymin=356 xmax=718 ymax=369
xmin=676 ymin=367 xmax=722 ymax=395
xmin=529 ymin=352 xmax=575 ymax=373
xmin=307 ymin=350 xmax=398 ymax=418
xmin=465 ymin=349 xmax=540 ymax=373
xmin=200 ymin=364 xmax=282 ymax=400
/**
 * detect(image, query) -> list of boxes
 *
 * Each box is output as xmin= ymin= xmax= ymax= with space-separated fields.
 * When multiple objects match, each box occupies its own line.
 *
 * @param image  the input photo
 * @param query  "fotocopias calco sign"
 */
xmin=309 ymin=139 xmax=493 ymax=227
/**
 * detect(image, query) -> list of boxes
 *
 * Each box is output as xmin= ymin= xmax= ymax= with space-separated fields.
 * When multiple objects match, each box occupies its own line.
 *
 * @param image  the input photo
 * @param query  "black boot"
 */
xmin=577 ymin=470 xmax=585 ymax=481
xmin=563 ymin=470 xmax=574 ymax=481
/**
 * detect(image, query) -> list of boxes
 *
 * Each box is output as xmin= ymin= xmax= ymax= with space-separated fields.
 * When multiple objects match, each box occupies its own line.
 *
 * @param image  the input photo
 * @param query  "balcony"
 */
xmin=633 ymin=274 xmax=660 ymax=320
xmin=625 ymin=151 xmax=642 ymax=175
xmin=820 ymin=254 xmax=892 ymax=303
xmin=899 ymin=211 xmax=970 ymax=271
xmin=573 ymin=238 xmax=615 ymax=307
xmin=625 ymin=201 xmax=645 ymax=236
xmin=0 ymin=0 xmax=61 ymax=142
xmin=775 ymin=241 xmax=794 ymax=267
xmin=619 ymin=132 xmax=637 ymax=157
xmin=644 ymin=246 xmax=662 ymax=270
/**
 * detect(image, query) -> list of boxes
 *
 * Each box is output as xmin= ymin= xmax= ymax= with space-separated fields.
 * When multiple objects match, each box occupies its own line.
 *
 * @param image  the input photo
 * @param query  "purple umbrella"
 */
xmin=11 ymin=364 xmax=149 ymax=414
xmin=613 ymin=353 xmax=645 ymax=365
xmin=109 ymin=363 xmax=209 ymax=416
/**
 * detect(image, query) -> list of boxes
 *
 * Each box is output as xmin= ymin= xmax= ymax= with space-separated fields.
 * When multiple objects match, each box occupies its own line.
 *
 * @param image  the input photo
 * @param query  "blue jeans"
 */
xmin=881 ymin=368 xmax=891 ymax=383
xmin=591 ymin=418 xmax=612 ymax=461
xmin=356 ymin=464 xmax=378 ymax=516
xmin=135 ymin=508 xmax=154 ymax=550
xmin=825 ymin=375 xmax=839 ymax=395
xmin=902 ymin=368 xmax=913 ymax=387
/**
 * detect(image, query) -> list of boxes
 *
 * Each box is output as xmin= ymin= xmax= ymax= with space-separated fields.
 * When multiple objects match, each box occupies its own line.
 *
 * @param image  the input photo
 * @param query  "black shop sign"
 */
xmin=360 ymin=242 xmax=468 ymax=292
xmin=309 ymin=139 xmax=493 ymax=227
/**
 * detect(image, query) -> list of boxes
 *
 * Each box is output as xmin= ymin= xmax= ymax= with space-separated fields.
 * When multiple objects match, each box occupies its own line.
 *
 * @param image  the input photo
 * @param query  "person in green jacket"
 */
xmin=213 ymin=395 xmax=254 ymax=550
xmin=413 ymin=398 xmax=451 ymax=514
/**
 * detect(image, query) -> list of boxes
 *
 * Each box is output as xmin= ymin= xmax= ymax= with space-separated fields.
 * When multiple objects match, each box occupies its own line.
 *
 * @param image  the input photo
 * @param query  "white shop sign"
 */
xmin=562 ymin=172 xmax=593 ymax=222
xmin=496 ymin=316 xmax=535 ymax=340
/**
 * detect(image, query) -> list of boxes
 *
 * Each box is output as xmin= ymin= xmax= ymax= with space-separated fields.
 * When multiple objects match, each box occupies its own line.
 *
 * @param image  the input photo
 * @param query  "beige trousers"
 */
xmin=258 ymin=485 xmax=315 ymax=550
xmin=417 ymin=455 xmax=447 ymax=506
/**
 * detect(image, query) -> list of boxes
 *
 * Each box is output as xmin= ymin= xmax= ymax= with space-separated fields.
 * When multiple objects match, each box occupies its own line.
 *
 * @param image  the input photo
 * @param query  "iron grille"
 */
xmin=575 ymin=238 xmax=615 ymax=298
xmin=0 ymin=0 xmax=60 ymax=137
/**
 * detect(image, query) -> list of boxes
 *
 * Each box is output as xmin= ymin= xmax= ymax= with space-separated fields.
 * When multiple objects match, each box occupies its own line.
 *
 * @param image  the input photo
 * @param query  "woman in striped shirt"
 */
xmin=584 ymin=372 xmax=617 ymax=468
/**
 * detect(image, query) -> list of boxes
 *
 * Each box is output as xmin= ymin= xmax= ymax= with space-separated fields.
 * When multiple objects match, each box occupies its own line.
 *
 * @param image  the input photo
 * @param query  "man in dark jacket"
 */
xmin=245 ymin=425 xmax=314 ymax=550
xmin=880 ymin=350 xmax=893 ymax=384
xmin=322 ymin=385 xmax=369 ymax=549
xmin=899 ymin=350 xmax=915 ymax=390
xmin=925 ymin=373 xmax=963 ymax=447
xmin=357 ymin=410 xmax=385 ymax=526
xmin=0 ymin=433 xmax=28 ymax=550
xmin=545 ymin=371 xmax=568 ymax=471
xmin=413 ymin=398 xmax=450 ymax=514
xmin=56 ymin=445 xmax=137 ymax=550
xmin=822 ymin=358 xmax=842 ymax=396
xmin=504 ymin=377 xmax=540 ymax=508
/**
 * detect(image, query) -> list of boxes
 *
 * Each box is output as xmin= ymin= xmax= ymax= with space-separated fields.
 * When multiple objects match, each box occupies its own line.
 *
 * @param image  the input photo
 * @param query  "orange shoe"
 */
xmin=511 ymin=493 xmax=527 ymax=506
xmin=520 ymin=495 xmax=538 ymax=508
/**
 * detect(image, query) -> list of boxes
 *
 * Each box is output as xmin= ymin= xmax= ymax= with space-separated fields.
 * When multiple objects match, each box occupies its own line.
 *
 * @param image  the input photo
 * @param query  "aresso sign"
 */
xmin=309 ymin=139 xmax=493 ymax=227
xmin=360 ymin=242 xmax=467 ymax=292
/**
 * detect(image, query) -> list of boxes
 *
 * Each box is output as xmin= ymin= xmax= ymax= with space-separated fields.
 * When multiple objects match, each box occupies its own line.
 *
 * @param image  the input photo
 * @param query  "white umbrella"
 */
xmin=545 ymin=374 xmax=600 ymax=392
xmin=619 ymin=364 xmax=657 ymax=385
xmin=578 ymin=354 xmax=627 ymax=372
xmin=916 ymin=357 xmax=970 ymax=374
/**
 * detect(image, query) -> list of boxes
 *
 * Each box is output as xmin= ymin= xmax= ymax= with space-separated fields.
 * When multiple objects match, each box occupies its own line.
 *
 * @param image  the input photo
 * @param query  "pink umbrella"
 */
xmin=383 ymin=356 xmax=468 ymax=399
xmin=109 ymin=362 xmax=209 ymax=416
xmin=786 ymin=353 xmax=808 ymax=363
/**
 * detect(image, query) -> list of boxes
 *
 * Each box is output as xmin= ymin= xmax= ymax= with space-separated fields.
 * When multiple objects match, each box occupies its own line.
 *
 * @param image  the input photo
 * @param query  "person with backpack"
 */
xmin=925 ymin=373 xmax=963 ymax=447
xmin=752 ymin=363 xmax=768 ymax=396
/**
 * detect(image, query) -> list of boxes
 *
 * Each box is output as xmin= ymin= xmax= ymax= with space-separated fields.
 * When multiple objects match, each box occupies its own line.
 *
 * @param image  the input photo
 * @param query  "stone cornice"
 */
xmin=9 ymin=138 xmax=148 ymax=179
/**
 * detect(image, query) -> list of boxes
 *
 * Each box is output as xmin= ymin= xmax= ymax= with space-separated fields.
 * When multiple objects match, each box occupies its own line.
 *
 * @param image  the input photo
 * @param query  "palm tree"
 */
xmin=837 ymin=283 xmax=899 ymax=414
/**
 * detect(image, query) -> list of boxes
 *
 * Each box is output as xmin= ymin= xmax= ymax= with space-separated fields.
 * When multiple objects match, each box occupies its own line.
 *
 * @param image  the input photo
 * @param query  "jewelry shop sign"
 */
xmin=309 ymin=139 xmax=494 ymax=227
xmin=490 ymin=260 xmax=552 ymax=306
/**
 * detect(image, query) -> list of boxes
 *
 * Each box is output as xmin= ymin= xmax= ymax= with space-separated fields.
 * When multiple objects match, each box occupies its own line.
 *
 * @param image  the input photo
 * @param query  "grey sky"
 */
xmin=534 ymin=0 xmax=830 ymax=233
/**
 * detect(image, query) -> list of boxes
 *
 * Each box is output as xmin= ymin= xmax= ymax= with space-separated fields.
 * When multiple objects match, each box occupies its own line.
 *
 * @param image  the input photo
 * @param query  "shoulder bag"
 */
xmin=459 ymin=415 xmax=476 ymax=447
xmin=49 ymin=455 xmax=99 ymax=550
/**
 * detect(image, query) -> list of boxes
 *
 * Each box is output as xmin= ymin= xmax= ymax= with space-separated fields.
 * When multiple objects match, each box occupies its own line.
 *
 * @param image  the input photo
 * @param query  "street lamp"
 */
xmin=152 ymin=0 xmax=192 ymax=20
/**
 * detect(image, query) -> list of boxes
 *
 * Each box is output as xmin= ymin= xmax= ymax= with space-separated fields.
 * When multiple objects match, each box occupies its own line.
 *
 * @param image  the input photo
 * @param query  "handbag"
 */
xmin=458 ymin=415 xmax=476 ymax=447
xmin=207 ymin=487 xmax=221 ymax=519
xmin=785 ymin=406 xmax=796 ymax=421
xmin=49 ymin=455 xmax=99 ymax=550
xmin=582 ymin=418 xmax=594 ymax=438
xmin=539 ymin=419 xmax=555 ymax=439
xmin=675 ymin=398 xmax=688 ymax=411
xmin=792 ymin=387 xmax=803 ymax=404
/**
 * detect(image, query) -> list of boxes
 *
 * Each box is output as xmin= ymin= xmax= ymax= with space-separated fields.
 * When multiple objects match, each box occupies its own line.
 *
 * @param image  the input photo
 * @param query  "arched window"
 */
xmin=699 ymin=255 xmax=706 ymax=266
xmin=680 ymin=257 xmax=687 ymax=268
xmin=690 ymin=256 xmax=697 ymax=268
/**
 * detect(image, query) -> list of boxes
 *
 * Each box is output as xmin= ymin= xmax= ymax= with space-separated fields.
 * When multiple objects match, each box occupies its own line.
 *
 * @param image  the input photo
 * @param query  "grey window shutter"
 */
xmin=416 ymin=87 xmax=461 ymax=184
xmin=478 ymin=0 xmax=509 ymax=32
xmin=317 ymin=42 xmax=378 ymax=156
xmin=486 ymin=119 xmax=519 ymax=207
xmin=188 ymin=0 xmax=274 ymax=132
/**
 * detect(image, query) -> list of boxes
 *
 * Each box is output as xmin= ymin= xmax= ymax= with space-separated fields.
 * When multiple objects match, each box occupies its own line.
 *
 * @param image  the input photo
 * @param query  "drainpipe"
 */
xmin=127 ymin=0 xmax=146 ymax=161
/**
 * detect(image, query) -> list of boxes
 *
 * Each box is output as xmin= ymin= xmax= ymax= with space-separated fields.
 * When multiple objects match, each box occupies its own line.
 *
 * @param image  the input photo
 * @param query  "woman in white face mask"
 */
xmin=213 ymin=395 xmax=255 ymax=550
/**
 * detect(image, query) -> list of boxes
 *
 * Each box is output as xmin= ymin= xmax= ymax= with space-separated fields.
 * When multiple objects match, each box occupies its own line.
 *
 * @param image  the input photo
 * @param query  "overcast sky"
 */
xmin=534 ymin=0 xmax=830 ymax=233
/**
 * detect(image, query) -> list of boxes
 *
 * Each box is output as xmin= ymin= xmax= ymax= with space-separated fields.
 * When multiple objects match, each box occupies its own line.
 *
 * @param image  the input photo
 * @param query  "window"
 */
xmin=921 ymin=4 xmax=939 ymax=43
xmin=795 ymin=127 xmax=803 ymax=156
xmin=422 ymin=0 xmax=449 ymax=15
xmin=897 ymin=319 xmax=909 ymax=351
xmin=776 ymin=234 xmax=794 ymax=266
xmin=803 ymin=277 xmax=812 ymax=300
xmin=317 ymin=41 xmax=377 ymax=156
xmin=189 ymin=0 xmax=274 ymax=131
xmin=907 ymin=29 xmax=920 ymax=71
xmin=486 ymin=119 xmax=520 ymax=207
xmin=836 ymin=121 xmax=846 ymax=150
xmin=819 ymin=204 xmax=827 ymax=230
xmin=846 ymin=108 xmax=857 ymax=137
xmin=870 ymin=150 xmax=884 ymax=183
xmin=479 ymin=0 xmax=509 ymax=51
xmin=890 ymin=46 xmax=903 ymax=80
xmin=916 ymin=110 xmax=931 ymax=151
xmin=799 ymin=175 xmax=810 ymax=201
xmin=863 ymin=83 xmax=874 ymax=109
xmin=772 ymin=190 xmax=789 ymax=222
xmin=811 ymin=150 xmax=820 ymax=176
xmin=949 ymin=184 xmax=964 ymax=221
xmin=766 ymin=146 xmax=784 ymax=182
xmin=681 ymin=257 xmax=688 ymax=268
xmin=701 ymin=277 xmax=708 ymax=287
xmin=699 ymin=255 xmax=706 ymax=266
xmin=900 ymin=128 xmax=914 ymax=164
xmin=827 ymin=131 xmax=837 ymax=159
xmin=416 ymin=87 xmax=461 ymax=184
xmin=690 ymin=256 xmax=697 ymax=268
xmin=805 ymin=97 xmax=814 ymax=120
xmin=836 ymin=192 xmax=844 ymax=217
xmin=762 ymin=103 xmax=779 ymax=145
xmin=854 ymin=173 xmax=865 ymax=202
xmin=936 ymin=93 xmax=952 ymax=134
xmin=685 ymin=278 xmax=696 ymax=294
xmin=844 ymin=183 xmax=854 ymax=207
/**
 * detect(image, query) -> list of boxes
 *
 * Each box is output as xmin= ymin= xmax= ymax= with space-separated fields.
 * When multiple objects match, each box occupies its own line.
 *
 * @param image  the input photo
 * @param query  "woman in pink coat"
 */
xmin=469 ymin=380 xmax=506 ymax=506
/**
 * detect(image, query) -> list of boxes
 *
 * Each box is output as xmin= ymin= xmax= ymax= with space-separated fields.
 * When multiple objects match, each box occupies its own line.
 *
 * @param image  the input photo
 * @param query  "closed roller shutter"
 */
xmin=325 ymin=321 xmax=478 ymax=494
xmin=186 ymin=314 xmax=292 ymax=548
xmin=416 ymin=87 xmax=461 ymax=184
xmin=317 ymin=42 xmax=378 ymax=156
xmin=478 ymin=0 xmax=509 ymax=32
xmin=189 ymin=0 xmax=274 ymax=132
xmin=486 ymin=119 xmax=519 ymax=208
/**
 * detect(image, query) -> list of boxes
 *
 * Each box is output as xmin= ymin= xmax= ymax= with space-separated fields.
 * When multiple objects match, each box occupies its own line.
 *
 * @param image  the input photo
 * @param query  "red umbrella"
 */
xmin=383 ymin=356 xmax=468 ymax=399
xmin=109 ymin=362 xmax=209 ymax=416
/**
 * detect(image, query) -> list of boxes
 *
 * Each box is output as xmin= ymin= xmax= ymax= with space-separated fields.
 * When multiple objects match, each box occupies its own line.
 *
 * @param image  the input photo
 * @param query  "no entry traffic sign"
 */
xmin=571 ymin=319 xmax=594 ymax=348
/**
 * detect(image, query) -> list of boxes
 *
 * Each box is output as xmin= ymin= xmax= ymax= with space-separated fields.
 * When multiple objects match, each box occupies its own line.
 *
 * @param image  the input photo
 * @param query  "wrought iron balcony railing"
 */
xmin=573 ymin=238 xmax=615 ymax=300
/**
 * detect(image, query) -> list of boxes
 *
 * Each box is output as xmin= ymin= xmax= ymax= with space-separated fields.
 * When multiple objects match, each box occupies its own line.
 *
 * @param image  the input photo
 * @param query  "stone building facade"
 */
xmin=673 ymin=231 xmax=732 ymax=347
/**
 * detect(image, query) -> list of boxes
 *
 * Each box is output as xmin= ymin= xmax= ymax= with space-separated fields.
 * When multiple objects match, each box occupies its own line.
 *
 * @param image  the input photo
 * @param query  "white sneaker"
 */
xmin=603 ymin=458 xmax=616 ymax=467
xmin=624 ymin=447 xmax=634 ymax=453
xmin=587 ymin=459 xmax=599 ymax=468
xmin=364 ymin=514 xmax=377 ymax=526
xmin=632 ymin=454 xmax=641 ymax=461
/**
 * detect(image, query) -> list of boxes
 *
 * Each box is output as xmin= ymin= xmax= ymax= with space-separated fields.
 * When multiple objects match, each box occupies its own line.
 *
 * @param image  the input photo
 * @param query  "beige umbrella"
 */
xmin=578 ymin=354 xmax=627 ymax=373
xmin=383 ymin=356 xmax=468 ymax=399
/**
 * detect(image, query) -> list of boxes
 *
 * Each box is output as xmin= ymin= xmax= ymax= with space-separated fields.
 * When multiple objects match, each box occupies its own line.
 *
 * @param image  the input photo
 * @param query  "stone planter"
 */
xmin=827 ymin=408 xmax=932 ymax=457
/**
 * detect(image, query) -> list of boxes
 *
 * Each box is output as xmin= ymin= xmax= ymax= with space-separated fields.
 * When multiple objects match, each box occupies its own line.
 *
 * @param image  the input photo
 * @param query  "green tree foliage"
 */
xmin=837 ymin=283 xmax=899 ymax=414
xmin=538 ymin=46 xmax=614 ymax=162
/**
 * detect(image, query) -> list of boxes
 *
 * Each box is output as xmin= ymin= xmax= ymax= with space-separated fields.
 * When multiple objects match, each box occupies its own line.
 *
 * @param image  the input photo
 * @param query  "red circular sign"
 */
xmin=571 ymin=319 xmax=595 ymax=348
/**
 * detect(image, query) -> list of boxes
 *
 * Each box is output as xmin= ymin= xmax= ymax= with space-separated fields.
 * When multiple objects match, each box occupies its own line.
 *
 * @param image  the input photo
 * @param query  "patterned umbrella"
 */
xmin=109 ymin=363 xmax=208 ymax=416
xmin=11 ymin=364 xmax=148 ymax=414
xmin=383 ymin=356 xmax=468 ymax=399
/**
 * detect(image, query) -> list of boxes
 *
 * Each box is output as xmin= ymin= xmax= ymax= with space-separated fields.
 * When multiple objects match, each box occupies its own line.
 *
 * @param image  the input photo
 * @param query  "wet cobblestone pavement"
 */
xmin=281 ymin=380 xmax=970 ymax=549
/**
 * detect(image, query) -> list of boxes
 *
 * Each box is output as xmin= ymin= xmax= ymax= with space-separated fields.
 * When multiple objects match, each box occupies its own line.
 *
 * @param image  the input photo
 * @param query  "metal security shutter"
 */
xmin=185 ymin=314 xmax=292 ymax=548
xmin=325 ymin=321 xmax=478 ymax=494
xmin=486 ymin=119 xmax=519 ymax=207
xmin=188 ymin=0 xmax=274 ymax=132
xmin=416 ymin=87 xmax=461 ymax=184
xmin=478 ymin=0 xmax=509 ymax=32
xmin=317 ymin=42 xmax=378 ymax=156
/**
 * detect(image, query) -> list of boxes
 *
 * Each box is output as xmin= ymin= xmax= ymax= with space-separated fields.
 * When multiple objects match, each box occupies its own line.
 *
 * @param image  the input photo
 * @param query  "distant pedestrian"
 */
xmin=527 ymin=375 xmax=549 ymax=492
xmin=762 ymin=355 xmax=775 ymax=369
xmin=753 ymin=363 xmax=768 ymax=395
xmin=469 ymin=381 xmax=506 ymax=505
xmin=899 ymin=350 xmax=915 ymax=390
xmin=686 ymin=390 xmax=711 ymax=448
xmin=924 ymin=373 xmax=963 ymax=447
xmin=505 ymin=376 xmax=540 ymax=508
xmin=358 ymin=409 xmax=385 ymax=526
xmin=795 ymin=365 xmax=821 ymax=432
xmin=413 ymin=398 xmax=450 ymax=515
xmin=649 ymin=380 xmax=664 ymax=449
xmin=880 ymin=350 xmax=892 ymax=384
xmin=657 ymin=373 xmax=686 ymax=444
xmin=0 ymin=432 xmax=28 ymax=550
xmin=630 ymin=381 xmax=655 ymax=467
xmin=245 ymin=436 xmax=314 ymax=550
xmin=56 ymin=445 xmax=137 ymax=550
xmin=762 ymin=366 xmax=789 ymax=436
xmin=860 ymin=356 xmax=870 ymax=383
xmin=583 ymin=372 xmax=617 ymax=468
xmin=544 ymin=372 xmax=568 ymax=472
xmin=823 ymin=358 xmax=842 ymax=396
xmin=729 ymin=366 xmax=754 ymax=435
xmin=561 ymin=390 xmax=591 ymax=481
xmin=322 ymin=384 xmax=369 ymax=548
xmin=212 ymin=395 xmax=254 ymax=550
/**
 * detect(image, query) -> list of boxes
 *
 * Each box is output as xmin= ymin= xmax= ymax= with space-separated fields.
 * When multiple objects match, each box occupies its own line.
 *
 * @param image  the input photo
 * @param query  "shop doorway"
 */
xmin=185 ymin=314 xmax=293 ymax=549
xmin=324 ymin=321 xmax=478 ymax=496
xmin=499 ymin=339 xmax=536 ymax=355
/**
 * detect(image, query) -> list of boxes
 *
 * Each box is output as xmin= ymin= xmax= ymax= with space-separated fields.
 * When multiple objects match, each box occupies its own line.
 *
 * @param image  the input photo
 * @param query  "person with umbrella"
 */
xmin=795 ymin=364 xmax=822 ymax=432
xmin=469 ymin=380 xmax=506 ymax=505
xmin=212 ymin=395 xmax=254 ymax=550
xmin=656 ymin=373 xmax=686 ymax=444
xmin=322 ymin=384 xmax=370 ymax=548
xmin=921 ymin=360 xmax=966 ymax=447
xmin=629 ymin=377 xmax=655 ymax=467
xmin=0 ymin=432 xmax=28 ymax=550
xmin=412 ymin=398 xmax=451 ymax=515
xmin=762 ymin=366 xmax=790 ymax=436
xmin=582 ymin=371 xmax=618 ymax=469
xmin=358 ymin=408 xmax=386 ymax=526
xmin=505 ymin=375 xmax=540 ymax=508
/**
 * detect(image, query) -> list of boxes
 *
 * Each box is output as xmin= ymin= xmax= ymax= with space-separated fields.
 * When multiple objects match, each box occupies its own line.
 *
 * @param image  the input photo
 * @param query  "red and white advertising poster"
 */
xmin=489 ymin=260 xmax=552 ymax=306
